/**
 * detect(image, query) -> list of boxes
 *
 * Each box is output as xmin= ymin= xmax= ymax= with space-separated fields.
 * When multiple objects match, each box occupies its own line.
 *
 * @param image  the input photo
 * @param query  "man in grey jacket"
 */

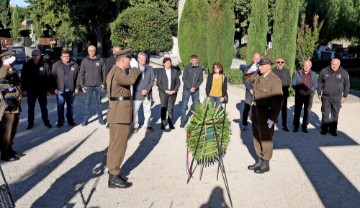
xmin=52 ymin=49 xmax=80 ymax=127
xmin=132 ymin=52 xmax=155 ymax=133
xmin=78 ymin=45 xmax=106 ymax=126
xmin=180 ymin=54 xmax=203 ymax=128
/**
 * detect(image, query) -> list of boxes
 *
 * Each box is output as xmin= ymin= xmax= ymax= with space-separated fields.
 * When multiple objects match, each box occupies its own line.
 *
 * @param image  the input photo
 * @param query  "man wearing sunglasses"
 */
xmin=272 ymin=58 xmax=291 ymax=131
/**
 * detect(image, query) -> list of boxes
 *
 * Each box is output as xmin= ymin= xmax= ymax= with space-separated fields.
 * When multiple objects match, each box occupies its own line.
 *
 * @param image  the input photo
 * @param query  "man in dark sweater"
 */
xmin=78 ymin=45 xmax=106 ymax=126
xmin=317 ymin=58 xmax=350 ymax=136
xmin=21 ymin=49 xmax=52 ymax=129
xmin=180 ymin=54 xmax=203 ymax=128
xmin=272 ymin=57 xmax=291 ymax=131
xmin=51 ymin=49 xmax=80 ymax=127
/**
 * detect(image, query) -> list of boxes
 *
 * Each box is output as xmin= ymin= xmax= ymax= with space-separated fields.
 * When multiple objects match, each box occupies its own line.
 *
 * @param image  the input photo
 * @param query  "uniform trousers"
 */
xmin=133 ymin=99 xmax=152 ymax=128
xmin=0 ymin=113 xmax=20 ymax=154
xmin=251 ymin=106 xmax=274 ymax=160
xmin=107 ymin=123 xmax=130 ymax=176
xmin=321 ymin=95 xmax=342 ymax=132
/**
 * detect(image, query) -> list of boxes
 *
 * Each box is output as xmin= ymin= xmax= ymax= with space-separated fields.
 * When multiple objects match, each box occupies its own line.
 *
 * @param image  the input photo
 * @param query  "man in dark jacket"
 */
xmin=180 ymin=54 xmax=203 ymax=128
xmin=78 ymin=45 xmax=106 ymax=126
xmin=292 ymin=60 xmax=317 ymax=133
xmin=52 ymin=49 xmax=80 ymax=127
xmin=21 ymin=49 xmax=52 ymax=129
xmin=132 ymin=52 xmax=155 ymax=133
xmin=317 ymin=58 xmax=350 ymax=136
xmin=272 ymin=57 xmax=291 ymax=131
xmin=105 ymin=46 xmax=122 ymax=80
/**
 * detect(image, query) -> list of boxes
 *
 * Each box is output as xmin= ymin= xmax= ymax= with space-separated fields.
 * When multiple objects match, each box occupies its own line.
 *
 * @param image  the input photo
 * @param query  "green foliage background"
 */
xmin=178 ymin=0 xmax=210 ymax=68
xmin=110 ymin=4 xmax=173 ymax=53
xmin=207 ymin=0 xmax=235 ymax=70
xmin=246 ymin=0 xmax=268 ymax=64
xmin=272 ymin=0 xmax=299 ymax=75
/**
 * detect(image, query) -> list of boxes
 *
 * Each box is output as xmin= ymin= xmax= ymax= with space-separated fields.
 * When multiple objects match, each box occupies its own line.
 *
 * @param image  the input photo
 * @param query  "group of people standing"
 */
xmin=243 ymin=53 xmax=350 ymax=174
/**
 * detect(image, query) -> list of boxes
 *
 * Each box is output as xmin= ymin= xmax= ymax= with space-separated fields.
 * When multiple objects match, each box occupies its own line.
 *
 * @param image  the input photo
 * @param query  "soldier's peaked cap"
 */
xmin=258 ymin=55 xmax=275 ymax=65
xmin=114 ymin=48 xmax=132 ymax=57
xmin=0 ymin=50 xmax=15 ymax=58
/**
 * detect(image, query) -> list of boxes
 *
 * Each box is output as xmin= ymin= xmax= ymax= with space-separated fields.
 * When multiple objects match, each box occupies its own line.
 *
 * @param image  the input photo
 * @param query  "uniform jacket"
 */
xmin=51 ymin=60 xmax=80 ymax=92
xmin=272 ymin=67 xmax=291 ymax=97
xmin=157 ymin=68 xmax=181 ymax=93
xmin=182 ymin=64 xmax=203 ymax=91
xmin=21 ymin=59 xmax=51 ymax=92
xmin=242 ymin=63 xmax=257 ymax=104
xmin=78 ymin=55 xmax=106 ymax=88
xmin=106 ymin=65 xmax=140 ymax=124
xmin=133 ymin=64 xmax=155 ymax=100
xmin=205 ymin=73 xmax=228 ymax=102
xmin=292 ymin=70 xmax=318 ymax=95
xmin=244 ymin=71 xmax=283 ymax=122
xmin=0 ymin=65 xmax=21 ymax=113
xmin=317 ymin=66 xmax=350 ymax=98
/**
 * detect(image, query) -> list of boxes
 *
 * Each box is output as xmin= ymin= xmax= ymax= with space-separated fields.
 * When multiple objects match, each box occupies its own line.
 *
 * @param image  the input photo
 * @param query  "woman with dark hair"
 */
xmin=205 ymin=62 xmax=228 ymax=108
xmin=156 ymin=58 xmax=181 ymax=130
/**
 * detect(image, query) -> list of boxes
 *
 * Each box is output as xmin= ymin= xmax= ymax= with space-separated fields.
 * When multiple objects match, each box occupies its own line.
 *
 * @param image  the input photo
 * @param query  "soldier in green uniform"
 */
xmin=244 ymin=55 xmax=283 ymax=173
xmin=0 ymin=50 xmax=25 ymax=161
xmin=106 ymin=48 xmax=140 ymax=188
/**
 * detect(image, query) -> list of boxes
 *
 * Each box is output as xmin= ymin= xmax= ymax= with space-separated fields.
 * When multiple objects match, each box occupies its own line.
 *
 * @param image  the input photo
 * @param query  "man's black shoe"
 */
xmin=108 ymin=174 xmax=132 ymax=189
xmin=68 ymin=121 xmax=76 ymax=126
xmin=146 ymin=127 xmax=154 ymax=132
xmin=293 ymin=128 xmax=298 ymax=132
xmin=11 ymin=150 xmax=26 ymax=157
xmin=27 ymin=123 xmax=34 ymax=130
xmin=180 ymin=122 xmax=185 ymax=128
xmin=56 ymin=123 xmax=64 ymax=128
xmin=45 ymin=123 xmax=52 ymax=128
xmin=302 ymin=127 xmax=308 ymax=133
xmin=161 ymin=123 xmax=165 ymax=130
xmin=107 ymin=171 xmax=128 ymax=181
xmin=330 ymin=131 xmax=337 ymax=136
xmin=320 ymin=130 xmax=327 ymax=135
xmin=1 ymin=155 xmax=20 ymax=162
xmin=106 ymin=124 xmax=110 ymax=129
xmin=254 ymin=160 xmax=270 ymax=174
xmin=282 ymin=126 xmax=289 ymax=132
xmin=81 ymin=121 xmax=88 ymax=126
xmin=169 ymin=125 xmax=175 ymax=130
xmin=248 ymin=157 xmax=262 ymax=170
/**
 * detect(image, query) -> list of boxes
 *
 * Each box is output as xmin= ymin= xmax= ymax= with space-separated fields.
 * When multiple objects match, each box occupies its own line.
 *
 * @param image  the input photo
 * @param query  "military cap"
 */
xmin=0 ymin=50 xmax=15 ymax=58
xmin=258 ymin=55 xmax=275 ymax=65
xmin=114 ymin=48 xmax=132 ymax=58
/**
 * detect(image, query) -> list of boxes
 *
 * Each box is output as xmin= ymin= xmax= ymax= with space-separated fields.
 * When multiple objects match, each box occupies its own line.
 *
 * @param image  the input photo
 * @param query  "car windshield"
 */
xmin=12 ymin=47 xmax=25 ymax=55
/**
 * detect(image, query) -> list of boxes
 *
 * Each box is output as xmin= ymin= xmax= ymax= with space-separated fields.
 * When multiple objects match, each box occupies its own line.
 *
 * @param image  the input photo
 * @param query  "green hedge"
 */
xmin=225 ymin=68 xmax=243 ymax=85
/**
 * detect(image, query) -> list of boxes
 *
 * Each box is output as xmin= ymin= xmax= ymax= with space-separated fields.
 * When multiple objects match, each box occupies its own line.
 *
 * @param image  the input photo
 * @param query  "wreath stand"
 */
xmin=186 ymin=103 xmax=233 ymax=207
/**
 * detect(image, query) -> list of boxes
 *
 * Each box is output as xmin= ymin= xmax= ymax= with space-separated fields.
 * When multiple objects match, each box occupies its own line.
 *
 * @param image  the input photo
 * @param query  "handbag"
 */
xmin=5 ymin=97 xmax=19 ymax=112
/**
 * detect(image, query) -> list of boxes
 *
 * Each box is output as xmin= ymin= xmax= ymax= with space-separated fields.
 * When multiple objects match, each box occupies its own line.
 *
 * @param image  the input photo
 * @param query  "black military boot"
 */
xmin=254 ymin=159 xmax=270 ymax=174
xmin=248 ymin=157 xmax=262 ymax=170
xmin=108 ymin=174 xmax=132 ymax=189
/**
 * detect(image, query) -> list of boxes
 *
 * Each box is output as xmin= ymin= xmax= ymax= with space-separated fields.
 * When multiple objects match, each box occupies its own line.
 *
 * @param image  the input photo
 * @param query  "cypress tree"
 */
xmin=207 ymin=0 xmax=235 ymax=71
xmin=0 ymin=0 xmax=10 ymax=28
xmin=272 ymin=0 xmax=299 ymax=74
xmin=178 ymin=0 xmax=210 ymax=68
xmin=246 ymin=0 xmax=268 ymax=64
xmin=10 ymin=6 xmax=20 ymax=39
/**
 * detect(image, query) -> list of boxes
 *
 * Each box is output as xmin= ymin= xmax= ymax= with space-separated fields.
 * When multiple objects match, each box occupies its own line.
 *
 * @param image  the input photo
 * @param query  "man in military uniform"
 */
xmin=0 ymin=50 xmax=25 ymax=161
xmin=244 ymin=55 xmax=283 ymax=173
xmin=106 ymin=48 xmax=140 ymax=188
xmin=317 ymin=58 xmax=350 ymax=136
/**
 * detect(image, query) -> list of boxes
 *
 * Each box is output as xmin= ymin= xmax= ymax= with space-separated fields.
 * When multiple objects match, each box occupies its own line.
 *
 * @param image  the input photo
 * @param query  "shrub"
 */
xmin=239 ymin=46 xmax=247 ymax=60
xmin=224 ymin=68 xmax=243 ymax=85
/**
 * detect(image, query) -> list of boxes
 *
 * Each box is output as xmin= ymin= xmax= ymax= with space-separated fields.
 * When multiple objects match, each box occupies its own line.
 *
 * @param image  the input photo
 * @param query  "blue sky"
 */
xmin=10 ymin=0 xmax=29 ymax=7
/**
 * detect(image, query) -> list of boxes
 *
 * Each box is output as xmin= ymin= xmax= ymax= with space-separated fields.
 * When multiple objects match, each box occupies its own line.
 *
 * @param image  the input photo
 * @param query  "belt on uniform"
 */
xmin=110 ymin=96 xmax=131 ymax=101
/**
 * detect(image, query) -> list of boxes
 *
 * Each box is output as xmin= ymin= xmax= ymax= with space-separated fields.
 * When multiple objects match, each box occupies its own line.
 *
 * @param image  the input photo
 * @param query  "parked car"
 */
xmin=7 ymin=46 xmax=28 ymax=64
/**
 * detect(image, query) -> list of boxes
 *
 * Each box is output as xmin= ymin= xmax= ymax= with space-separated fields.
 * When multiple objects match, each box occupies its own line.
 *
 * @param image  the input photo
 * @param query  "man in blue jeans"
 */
xmin=52 ymin=49 xmax=80 ymax=127
xmin=78 ymin=45 xmax=106 ymax=126
xmin=180 ymin=55 xmax=203 ymax=128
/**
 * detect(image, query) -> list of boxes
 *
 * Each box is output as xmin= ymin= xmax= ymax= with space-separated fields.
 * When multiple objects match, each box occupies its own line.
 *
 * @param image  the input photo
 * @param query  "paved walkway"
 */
xmin=2 ymin=74 xmax=360 ymax=207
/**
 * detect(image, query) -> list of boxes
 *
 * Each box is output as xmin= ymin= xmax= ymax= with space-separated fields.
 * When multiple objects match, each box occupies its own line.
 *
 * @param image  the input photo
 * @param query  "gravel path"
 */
xmin=2 ymin=73 xmax=360 ymax=208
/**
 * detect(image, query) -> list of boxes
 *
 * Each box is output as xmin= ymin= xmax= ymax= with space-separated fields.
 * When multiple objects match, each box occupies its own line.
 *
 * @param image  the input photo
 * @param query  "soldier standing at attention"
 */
xmin=244 ymin=56 xmax=283 ymax=174
xmin=106 ymin=49 xmax=140 ymax=189
xmin=317 ymin=58 xmax=350 ymax=136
